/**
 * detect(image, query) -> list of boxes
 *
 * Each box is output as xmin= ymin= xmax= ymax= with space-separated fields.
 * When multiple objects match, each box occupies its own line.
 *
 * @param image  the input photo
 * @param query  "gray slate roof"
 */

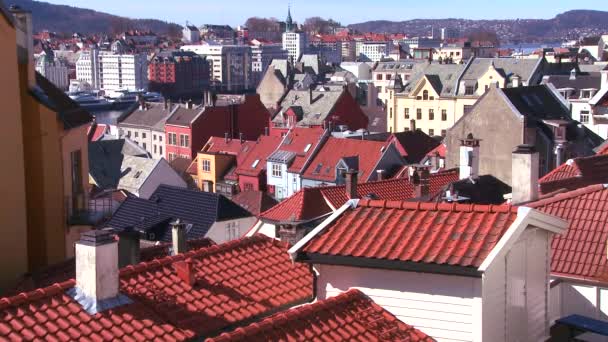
xmin=400 ymin=63 xmax=466 ymax=97
xmin=461 ymin=57 xmax=541 ymax=87
xmin=166 ymin=105 xmax=204 ymax=126
xmin=89 ymin=138 xmax=157 ymax=192
xmin=274 ymin=89 xmax=344 ymax=126
xmin=542 ymin=74 xmax=602 ymax=96
xmin=119 ymin=102 xmax=176 ymax=131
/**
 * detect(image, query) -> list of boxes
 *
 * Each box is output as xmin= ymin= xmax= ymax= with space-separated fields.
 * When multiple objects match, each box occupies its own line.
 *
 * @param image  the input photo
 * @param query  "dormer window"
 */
xmin=423 ymin=90 xmax=429 ymax=100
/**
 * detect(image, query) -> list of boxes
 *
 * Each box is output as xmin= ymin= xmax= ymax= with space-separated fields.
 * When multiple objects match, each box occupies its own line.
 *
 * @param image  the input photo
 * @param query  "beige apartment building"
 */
xmin=386 ymin=57 xmax=544 ymax=137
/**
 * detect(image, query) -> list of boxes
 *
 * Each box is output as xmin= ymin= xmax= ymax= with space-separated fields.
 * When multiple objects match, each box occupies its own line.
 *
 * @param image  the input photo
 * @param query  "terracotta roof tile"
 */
xmin=276 ymin=127 xmax=326 ymax=173
xmin=1 ymin=236 xmax=313 ymax=340
xmin=235 ymin=136 xmax=283 ymax=177
xmin=260 ymin=187 xmax=333 ymax=223
xmin=302 ymin=200 xmax=518 ymax=268
xmin=207 ymin=289 xmax=433 ymax=341
xmin=539 ymin=154 xmax=608 ymax=194
xmin=529 ymin=184 xmax=608 ymax=284
xmin=321 ymin=169 xmax=459 ymax=208
xmin=302 ymin=137 xmax=390 ymax=183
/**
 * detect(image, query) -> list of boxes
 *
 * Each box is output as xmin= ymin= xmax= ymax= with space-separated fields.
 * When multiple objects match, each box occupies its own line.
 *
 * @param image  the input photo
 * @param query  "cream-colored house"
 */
xmin=387 ymin=57 xmax=544 ymax=137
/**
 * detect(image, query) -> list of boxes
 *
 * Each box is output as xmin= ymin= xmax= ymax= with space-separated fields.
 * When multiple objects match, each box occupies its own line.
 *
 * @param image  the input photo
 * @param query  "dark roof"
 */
xmin=501 ymin=85 xmax=570 ymax=120
xmin=119 ymin=102 xmax=174 ymax=130
xmin=166 ymin=105 xmax=204 ymax=126
xmin=231 ymin=191 xmax=279 ymax=216
xmin=31 ymin=72 xmax=93 ymax=129
xmin=106 ymin=185 xmax=252 ymax=240
xmin=544 ymin=74 xmax=602 ymax=98
xmin=445 ymin=175 xmax=512 ymax=205
xmin=88 ymin=139 xmax=151 ymax=190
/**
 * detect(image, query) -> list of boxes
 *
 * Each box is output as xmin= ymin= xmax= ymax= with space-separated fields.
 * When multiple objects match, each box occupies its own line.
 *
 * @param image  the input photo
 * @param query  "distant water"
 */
xmin=501 ymin=42 xmax=562 ymax=54
xmin=89 ymin=109 xmax=127 ymax=125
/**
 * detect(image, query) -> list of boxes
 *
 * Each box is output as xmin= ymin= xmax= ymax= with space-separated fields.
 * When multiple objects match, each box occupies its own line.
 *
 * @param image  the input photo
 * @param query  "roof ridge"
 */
xmin=120 ymin=235 xmax=277 ymax=277
xmin=0 ymin=280 xmax=76 ymax=310
xmin=529 ymin=183 xmax=608 ymax=208
xmin=358 ymin=199 xmax=516 ymax=213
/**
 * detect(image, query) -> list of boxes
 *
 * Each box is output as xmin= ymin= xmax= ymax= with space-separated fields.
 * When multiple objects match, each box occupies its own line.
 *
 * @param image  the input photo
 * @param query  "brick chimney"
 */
xmin=171 ymin=219 xmax=187 ymax=255
xmin=511 ymin=144 xmax=539 ymax=204
xmin=118 ymin=229 xmax=140 ymax=268
xmin=174 ymin=259 xmax=196 ymax=286
xmin=412 ymin=165 xmax=430 ymax=198
xmin=75 ymin=230 xmax=119 ymax=303
xmin=344 ymin=170 xmax=358 ymax=199
xmin=459 ymin=133 xmax=481 ymax=179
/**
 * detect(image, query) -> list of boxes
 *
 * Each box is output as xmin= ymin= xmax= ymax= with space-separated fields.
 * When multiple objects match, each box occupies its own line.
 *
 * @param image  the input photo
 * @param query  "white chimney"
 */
xmin=172 ymin=219 xmax=187 ymax=255
xmin=511 ymin=144 xmax=539 ymax=204
xmin=75 ymin=230 xmax=119 ymax=303
xmin=459 ymin=133 xmax=481 ymax=179
xmin=601 ymin=67 xmax=608 ymax=88
xmin=512 ymin=74 xmax=520 ymax=88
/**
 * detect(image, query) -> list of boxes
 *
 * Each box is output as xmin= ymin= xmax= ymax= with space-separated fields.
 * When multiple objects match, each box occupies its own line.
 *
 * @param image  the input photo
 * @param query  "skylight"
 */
xmin=304 ymin=143 xmax=312 ymax=153
xmin=252 ymin=159 xmax=260 ymax=168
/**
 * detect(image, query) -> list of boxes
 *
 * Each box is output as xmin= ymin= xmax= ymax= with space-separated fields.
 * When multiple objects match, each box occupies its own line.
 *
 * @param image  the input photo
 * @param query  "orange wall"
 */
xmin=0 ymin=16 xmax=29 ymax=293
xmin=196 ymin=152 xmax=235 ymax=191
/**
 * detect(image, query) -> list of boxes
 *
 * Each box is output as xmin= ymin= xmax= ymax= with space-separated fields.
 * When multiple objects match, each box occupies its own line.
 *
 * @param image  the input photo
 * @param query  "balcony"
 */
xmin=66 ymin=193 xmax=115 ymax=226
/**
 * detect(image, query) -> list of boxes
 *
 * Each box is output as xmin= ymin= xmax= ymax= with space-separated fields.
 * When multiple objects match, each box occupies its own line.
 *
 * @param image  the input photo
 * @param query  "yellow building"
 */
xmin=0 ymin=5 xmax=93 ymax=292
xmin=0 ymin=3 xmax=28 ymax=293
xmin=387 ymin=58 xmax=543 ymax=137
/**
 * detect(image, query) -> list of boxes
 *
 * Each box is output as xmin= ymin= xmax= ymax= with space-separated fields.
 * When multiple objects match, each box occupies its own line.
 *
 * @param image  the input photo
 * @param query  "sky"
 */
xmin=43 ymin=0 xmax=608 ymax=26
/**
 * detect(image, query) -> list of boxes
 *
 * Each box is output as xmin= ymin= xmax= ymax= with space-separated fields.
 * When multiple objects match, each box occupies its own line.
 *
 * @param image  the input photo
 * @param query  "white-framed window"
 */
xmin=168 ymin=133 xmax=177 ymax=145
xmin=202 ymin=159 xmax=211 ymax=172
xmin=180 ymin=134 xmax=189 ymax=147
xmin=226 ymin=221 xmax=239 ymax=241
xmin=272 ymin=163 xmax=282 ymax=177
xmin=580 ymin=110 xmax=590 ymax=124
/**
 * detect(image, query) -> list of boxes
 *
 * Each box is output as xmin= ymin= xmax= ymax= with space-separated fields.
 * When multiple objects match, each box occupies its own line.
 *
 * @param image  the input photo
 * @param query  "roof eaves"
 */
xmin=478 ymin=206 xmax=568 ymax=272
xmin=288 ymin=199 xmax=359 ymax=260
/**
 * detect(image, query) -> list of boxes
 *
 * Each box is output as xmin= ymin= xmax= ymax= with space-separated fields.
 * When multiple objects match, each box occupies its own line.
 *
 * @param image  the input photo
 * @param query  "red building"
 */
xmin=234 ymin=135 xmax=282 ymax=192
xmin=148 ymin=50 xmax=210 ymax=99
xmin=165 ymin=94 xmax=271 ymax=161
xmin=270 ymin=88 xmax=368 ymax=136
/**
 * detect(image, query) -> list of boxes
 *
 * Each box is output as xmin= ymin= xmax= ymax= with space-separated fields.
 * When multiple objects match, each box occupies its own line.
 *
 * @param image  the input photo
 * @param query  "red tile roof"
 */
xmin=260 ymin=187 xmax=333 ymax=223
xmin=235 ymin=136 xmax=282 ymax=177
xmin=11 ymin=237 xmax=216 ymax=295
xmin=539 ymin=154 xmax=608 ymax=194
xmin=207 ymin=289 xmax=433 ymax=342
xmin=87 ymin=123 xmax=108 ymax=142
xmin=231 ymin=190 xmax=279 ymax=216
xmin=426 ymin=143 xmax=446 ymax=158
xmin=276 ymin=127 xmax=326 ymax=173
xmin=204 ymin=136 xmax=256 ymax=163
xmin=302 ymin=200 xmax=518 ymax=268
xmin=0 ymin=235 xmax=314 ymax=341
xmin=302 ymin=137 xmax=389 ymax=183
xmin=321 ymin=169 xmax=459 ymax=208
xmin=529 ymin=184 xmax=608 ymax=284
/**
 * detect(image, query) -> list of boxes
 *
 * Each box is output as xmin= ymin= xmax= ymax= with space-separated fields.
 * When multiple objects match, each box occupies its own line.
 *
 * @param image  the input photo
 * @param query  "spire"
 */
xmin=286 ymin=5 xmax=294 ymax=32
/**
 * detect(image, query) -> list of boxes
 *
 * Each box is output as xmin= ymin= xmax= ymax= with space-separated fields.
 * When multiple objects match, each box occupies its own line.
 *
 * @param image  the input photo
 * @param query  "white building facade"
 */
xmin=76 ymin=50 xmax=148 ymax=91
xmin=181 ymin=43 xmax=252 ymax=91
xmin=357 ymin=41 xmax=391 ymax=62
xmin=282 ymin=31 xmax=307 ymax=64
xmin=250 ymin=41 xmax=288 ymax=86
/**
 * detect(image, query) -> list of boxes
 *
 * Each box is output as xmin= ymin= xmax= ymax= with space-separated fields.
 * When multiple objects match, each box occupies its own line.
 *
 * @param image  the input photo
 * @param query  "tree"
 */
xmin=466 ymin=28 xmax=500 ymax=46
xmin=303 ymin=17 xmax=341 ymax=34
xmin=244 ymin=17 xmax=280 ymax=32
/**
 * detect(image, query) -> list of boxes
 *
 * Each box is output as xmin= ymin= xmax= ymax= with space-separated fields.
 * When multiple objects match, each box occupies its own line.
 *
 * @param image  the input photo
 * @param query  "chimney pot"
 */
xmin=264 ymin=127 xmax=269 ymax=136
xmin=412 ymin=165 xmax=430 ymax=198
xmin=239 ymin=133 xmax=244 ymax=144
xmin=410 ymin=119 xmax=416 ymax=132
xmin=459 ymin=134 xmax=481 ymax=179
xmin=224 ymin=132 xmax=229 ymax=143
xmin=376 ymin=169 xmax=385 ymax=181
xmin=174 ymin=259 xmax=196 ymax=286
xmin=171 ymin=219 xmax=187 ymax=255
xmin=75 ymin=230 xmax=119 ymax=302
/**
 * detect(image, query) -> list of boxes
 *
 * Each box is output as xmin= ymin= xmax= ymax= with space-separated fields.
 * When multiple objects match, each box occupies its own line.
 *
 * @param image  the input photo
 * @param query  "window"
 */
xmin=580 ymin=110 xmax=590 ymax=124
xmin=153 ymin=134 xmax=156 ymax=141
xmin=153 ymin=145 xmax=157 ymax=154
xmin=126 ymin=130 xmax=131 ymax=137
xmin=386 ymin=74 xmax=392 ymax=80
xmin=142 ymin=133 xmax=146 ymax=139
xmin=159 ymin=146 xmax=163 ymax=155
xmin=463 ymin=105 xmax=473 ymax=115
xmin=168 ymin=152 xmax=176 ymax=161
xmin=423 ymin=90 xmax=429 ymax=100
xmin=404 ymin=108 xmax=410 ymax=119
xmin=416 ymin=108 xmax=422 ymax=120
xmin=429 ymin=109 xmax=434 ymax=120
xmin=142 ymin=143 xmax=147 ymax=150
xmin=442 ymin=109 xmax=447 ymax=121
xmin=180 ymin=134 xmax=189 ymax=147
xmin=429 ymin=129 xmax=434 ymax=136
xmin=134 ymin=132 xmax=139 ymax=138
xmin=389 ymin=108 xmax=393 ymax=119
xmin=465 ymin=86 xmax=475 ymax=95
xmin=202 ymin=159 xmax=211 ymax=172
xmin=168 ymin=133 xmax=177 ymax=145
xmin=70 ymin=150 xmax=83 ymax=194
xmin=272 ymin=163 xmax=282 ymax=177
xmin=441 ymin=129 xmax=447 ymax=137
xmin=159 ymin=135 xmax=163 ymax=142
xmin=376 ymin=74 xmax=383 ymax=80
xmin=225 ymin=221 xmax=239 ymax=241
xmin=251 ymin=159 xmax=260 ymax=168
